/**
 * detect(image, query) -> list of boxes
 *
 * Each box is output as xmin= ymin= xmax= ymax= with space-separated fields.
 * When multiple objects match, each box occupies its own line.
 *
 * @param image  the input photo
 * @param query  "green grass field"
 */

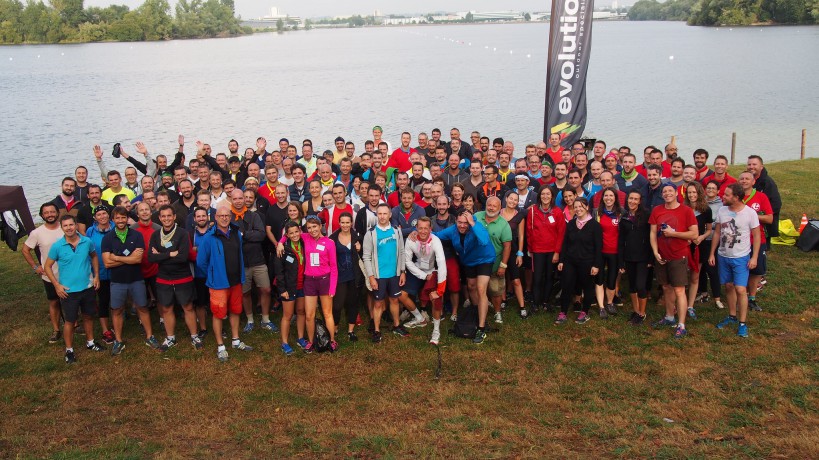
xmin=1 ymin=159 xmax=817 ymax=458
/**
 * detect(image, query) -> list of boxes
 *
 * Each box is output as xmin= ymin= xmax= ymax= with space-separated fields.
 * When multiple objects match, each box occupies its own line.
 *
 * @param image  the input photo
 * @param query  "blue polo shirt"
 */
xmin=47 ymin=235 xmax=95 ymax=293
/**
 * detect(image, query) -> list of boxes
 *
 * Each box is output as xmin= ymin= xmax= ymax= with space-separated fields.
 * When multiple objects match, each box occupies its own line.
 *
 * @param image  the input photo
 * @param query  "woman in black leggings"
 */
xmin=594 ymin=187 xmax=622 ymax=319
xmin=330 ymin=213 xmax=362 ymax=342
xmin=618 ymin=190 xmax=652 ymax=325
xmin=556 ymin=198 xmax=602 ymax=325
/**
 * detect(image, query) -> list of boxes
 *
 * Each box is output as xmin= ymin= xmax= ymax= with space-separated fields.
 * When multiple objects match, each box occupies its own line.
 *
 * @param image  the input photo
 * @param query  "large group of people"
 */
xmin=22 ymin=127 xmax=783 ymax=363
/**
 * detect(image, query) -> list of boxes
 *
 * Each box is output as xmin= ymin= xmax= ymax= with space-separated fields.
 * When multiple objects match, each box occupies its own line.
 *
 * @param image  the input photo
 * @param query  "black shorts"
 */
xmin=462 ymin=263 xmax=493 ymax=279
xmin=156 ymin=281 xmax=195 ymax=307
xmin=372 ymin=276 xmax=402 ymax=301
xmin=43 ymin=280 xmax=58 ymax=301
xmin=194 ymin=278 xmax=209 ymax=307
xmin=61 ymin=288 xmax=97 ymax=323
xmin=749 ymin=250 xmax=767 ymax=276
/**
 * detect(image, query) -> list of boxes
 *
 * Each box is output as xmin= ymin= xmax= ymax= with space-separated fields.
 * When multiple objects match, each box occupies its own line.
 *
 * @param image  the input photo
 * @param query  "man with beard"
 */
xmin=746 ymin=155 xmax=782 ymax=249
xmin=85 ymin=204 xmax=115 ymax=344
xmin=172 ymin=179 xmax=196 ymax=227
xmin=474 ymin=197 xmax=512 ymax=325
xmin=148 ymin=205 xmax=200 ymax=352
xmin=73 ymin=165 xmax=91 ymax=203
xmin=23 ymin=203 xmax=65 ymax=343
xmin=615 ymin=153 xmax=648 ymax=198
xmin=77 ymin=184 xmax=104 ymax=234
xmin=693 ymin=149 xmax=714 ymax=183
xmin=550 ymin=162 xmax=569 ymax=195
xmin=288 ymin=163 xmax=310 ymax=203
xmin=644 ymin=164 xmax=667 ymax=210
xmin=51 ymin=176 xmax=84 ymax=217
xmin=442 ymin=153 xmax=469 ymax=188
xmin=189 ymin=207 xmax=213 ymax=337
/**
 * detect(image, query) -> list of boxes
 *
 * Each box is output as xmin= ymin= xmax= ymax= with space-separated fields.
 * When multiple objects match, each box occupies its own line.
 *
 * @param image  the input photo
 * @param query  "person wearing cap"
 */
xmin=372 ymin=125 xmax=392 ymax=154
xmin=537 ymin=159 xmax=555 ymax=187
xmin=649 ymin=182 xmax=698 ymax=338
xmin=226 ymin=155 xmax=246 ymax=185
xmin=509 ymin=173 xmax=538 ymax=210
xmin=604 ymin=150 xmax=620 ymax=175
xmin=85 ymin=203 xmax=116 ymax=345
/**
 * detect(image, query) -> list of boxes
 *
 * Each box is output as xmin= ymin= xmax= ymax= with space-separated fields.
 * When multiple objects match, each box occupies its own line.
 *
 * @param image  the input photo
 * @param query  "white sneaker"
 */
xmin=429 ymin=329 xmax=441 ymax=345
xmin=463 ymin=299 xmax=472 ymax=308
xmin=450 ymin=314 xmax=457 ymax=322
xmin=421 ymin=310 xmax=431 ymax=322
xmin=494 ymin=312 xmax=503 ymax=324
xmin=404 ymin=317 xmax=421 ymax=328
xmin=715 ymin=300 xmax=726 ymax=309
xmin=399 ymin=310 xmax=412 ymax=322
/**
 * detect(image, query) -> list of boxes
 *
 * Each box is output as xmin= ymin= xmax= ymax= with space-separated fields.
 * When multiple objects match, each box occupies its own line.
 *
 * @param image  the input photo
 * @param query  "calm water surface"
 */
xmin=1 ymin=21 xmax=817 ymax=210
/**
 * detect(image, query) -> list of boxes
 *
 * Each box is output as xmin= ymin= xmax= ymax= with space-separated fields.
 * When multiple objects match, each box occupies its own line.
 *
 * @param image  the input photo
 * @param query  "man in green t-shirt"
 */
xmin=473 ymin=197 xmax=512 ymax=324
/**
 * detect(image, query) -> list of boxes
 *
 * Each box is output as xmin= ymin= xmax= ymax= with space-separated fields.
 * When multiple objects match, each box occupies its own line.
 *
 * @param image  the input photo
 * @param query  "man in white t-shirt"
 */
xmin=709 ymin=183 xmax=761 ymax=338
xmin=22 ymin=202 xmax=65 ymax=344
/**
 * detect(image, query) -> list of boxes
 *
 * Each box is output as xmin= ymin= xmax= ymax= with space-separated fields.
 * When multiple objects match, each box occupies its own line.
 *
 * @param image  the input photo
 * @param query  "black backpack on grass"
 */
xmin=451 ymin=304 xmax=479 ymax=339
xmin=313 ymin=318 xmax=331 ymax=352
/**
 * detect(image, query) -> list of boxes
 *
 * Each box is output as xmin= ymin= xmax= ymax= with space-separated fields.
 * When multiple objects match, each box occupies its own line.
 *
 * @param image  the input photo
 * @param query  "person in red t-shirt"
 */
xmin=545 ymin=133 xmax=565 ymax=166
xmin=649 ymin=183 xmax=698 ymax=338
xmin=386 ymin=132 xmax=416 ymax=173
xmin=739 ymin=171 xmax=773 ymax=312
xmin=595 ymin=187 xmax=622 ymax=318
xmin=711 ymin=155 xmax=737 ymax=198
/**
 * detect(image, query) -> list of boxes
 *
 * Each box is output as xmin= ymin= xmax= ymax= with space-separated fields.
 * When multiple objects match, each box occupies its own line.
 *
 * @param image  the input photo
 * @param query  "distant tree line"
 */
xmin=0 ymin=0 xmax=251 ymax=44
xmin=628 ymin=0 xmax=818 ymax=25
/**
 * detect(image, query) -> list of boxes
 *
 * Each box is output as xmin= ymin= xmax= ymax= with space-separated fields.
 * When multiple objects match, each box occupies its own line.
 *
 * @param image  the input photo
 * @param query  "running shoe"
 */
xmin=329 ymin=341 xmax=339 ymax=353
xmin=347 ymin=332 xmax=358 ymax=342
xmin=158 ymin=337 xmax=177 ymax=352
xmin=633 ymin=314 xmax=646 ymax=326
xmin=715 ymin=300 xmax=726 ymax=310
xmin=392 ymin=325 xmax=410 ymax=337
xmin=367 ymin=319 xmax=375 ymax=333
xmin=102 ymin=330 xmax=115 ymax=344
xmin=737 ymin=323 xmax=749 ymax=338
xmin=404 ymin=317 xmax=424 ymax=329
xmin=197 ymin=329 xmax=208 ymax=339
xmin=687 ymin=307 xmax=697 ymax=320
xmin=472 ymin=329 xmax=487 ymax=344
xmin=232 ymin=341 xmax=253 ymax=351
xmin=191 ymin=336 xmax=204 ymax=350
xmin=628 ymin=312 xmax=638 ymax=323
xmin=111 ymin=341 xmax=125 ymax=356
xmin=304 ymin=341 xmax=314 ymax=353
xmin=399 ymin=310 xmax=412 ymax=323
xmin=599 ymin=308 xmax=609 ymax=320
xmin=429 ymin=330 xmax=440 ymax=346
xmin=494 ymin=312 xmax=503 ymax=324
xmin=242 ymin=322 xmax=254 ymax=333
xmin=48 ymin=330 xmax=61 ymax=344
xmin=555 ymin=312 xmax=568 ymax=325
xmin=652 ymin=317 xmax=676 ymax=328
xmin=613 ymin=295 xmax=624 ymax=307
xmin=372 ymin=331 xmax=382 ymax=343
xmin=674 ymin=325 xmax=688 ymax=339
xmin=500 ymin=301 xmax=507 ymax=311
xmin=520 ymin=309 xmax=528 ymax=319
xmin=281 ymin=343 xmax=294 ymax=355
xmin=65 ymin=350 xmax=76 ymax=364
xmin=748 ymin=299 xmax=762 ymax=312
xmin=695 ymin=292 xmax=708 ymax=303
xmin=605 ymin=303 xmax=618 ymax=316
xmin=575 ymin=312 xmax=590 ymax=324
xmin=450 ymin=314 xmax=457 ymax=322
xmin=86 ymin=340 xmax=106 ymax=352
xmin=216 ymin=348 xmax=229 ymax=362
xmin=259 ymin=321 xmax=279 ymax=333
xmin=144 ymin=335 xmax=160 ymax=349
xmin=716 ymin=316 xmax=738 ymax=329
xmin=296 ymin=337 xmax=309 ymax=349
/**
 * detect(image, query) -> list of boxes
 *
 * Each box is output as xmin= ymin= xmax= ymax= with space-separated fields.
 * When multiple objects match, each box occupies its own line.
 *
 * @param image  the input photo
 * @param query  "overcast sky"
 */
xmin=84 ymin=0 xmax=629 ymax=21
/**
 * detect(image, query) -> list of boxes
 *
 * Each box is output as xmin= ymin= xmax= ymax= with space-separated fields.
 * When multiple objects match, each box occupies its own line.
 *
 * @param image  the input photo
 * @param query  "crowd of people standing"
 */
xmin=22 ymin=127 xmax=783 ymax=363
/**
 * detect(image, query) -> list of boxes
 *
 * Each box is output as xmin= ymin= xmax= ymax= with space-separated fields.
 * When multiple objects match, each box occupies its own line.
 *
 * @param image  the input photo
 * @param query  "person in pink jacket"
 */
xmin=279 ymin=215 xmax=338 ymax=352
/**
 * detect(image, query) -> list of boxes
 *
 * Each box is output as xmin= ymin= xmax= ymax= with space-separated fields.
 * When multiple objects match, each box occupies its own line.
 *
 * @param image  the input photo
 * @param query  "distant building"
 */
xmin=470 ymin=10 xmax=525 ymax=21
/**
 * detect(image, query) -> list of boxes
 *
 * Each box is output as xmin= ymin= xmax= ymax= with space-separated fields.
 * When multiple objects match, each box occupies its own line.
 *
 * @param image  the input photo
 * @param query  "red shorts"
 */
xmin=445 ymin=258 xmax=461 ymax=293
xmin=419 ymin=274 xmax=444 ymax=311
xmin=209 ymin=285 xmax=243 ymax=320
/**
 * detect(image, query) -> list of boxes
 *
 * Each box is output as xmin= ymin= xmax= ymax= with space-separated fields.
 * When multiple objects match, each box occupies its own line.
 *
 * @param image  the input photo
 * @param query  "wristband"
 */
xmin=499 ymin=262 xmax=508 ymax=269
xmin=32 ymin=265 xmax=40 ymax=272
xmin=516 ymin=251 xmax=524 ymax=257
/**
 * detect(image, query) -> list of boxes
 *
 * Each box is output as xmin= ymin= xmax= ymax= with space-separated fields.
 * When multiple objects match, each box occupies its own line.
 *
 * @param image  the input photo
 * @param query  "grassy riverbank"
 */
xmin=0 ymin=159 xmax=817 ymax=458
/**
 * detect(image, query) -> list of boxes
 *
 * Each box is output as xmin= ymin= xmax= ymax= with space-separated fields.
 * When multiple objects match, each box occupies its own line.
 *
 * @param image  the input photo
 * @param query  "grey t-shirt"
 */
xmin=715 ymin=205 xmax=760 ymax=258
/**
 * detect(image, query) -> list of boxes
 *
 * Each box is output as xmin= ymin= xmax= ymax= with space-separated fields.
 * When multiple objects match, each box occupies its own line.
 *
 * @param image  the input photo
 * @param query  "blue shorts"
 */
xmin=110 ymin=280 xmax=148 ymax=309
xmin=718 ymin=254 xmax=750 ymax=287
xmin=402 ymin=273 xmax=425 ymax=296
xmin=280 ymin=289 xmax=304 ymax=302
xmin=372 ymin=276 xmax=402 ymax=301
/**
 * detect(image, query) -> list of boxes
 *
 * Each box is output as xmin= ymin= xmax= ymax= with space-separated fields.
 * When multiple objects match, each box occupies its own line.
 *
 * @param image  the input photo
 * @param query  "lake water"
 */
xmin=1 ymin=21 xmax=817 ymax=211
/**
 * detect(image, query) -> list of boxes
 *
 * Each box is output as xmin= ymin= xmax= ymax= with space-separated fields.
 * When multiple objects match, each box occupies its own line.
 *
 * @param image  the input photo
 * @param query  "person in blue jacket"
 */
xmin=195 ymin=204 xmax=252 ymax=362
xmin=434 ymin=211 xmax=496 ymax=344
